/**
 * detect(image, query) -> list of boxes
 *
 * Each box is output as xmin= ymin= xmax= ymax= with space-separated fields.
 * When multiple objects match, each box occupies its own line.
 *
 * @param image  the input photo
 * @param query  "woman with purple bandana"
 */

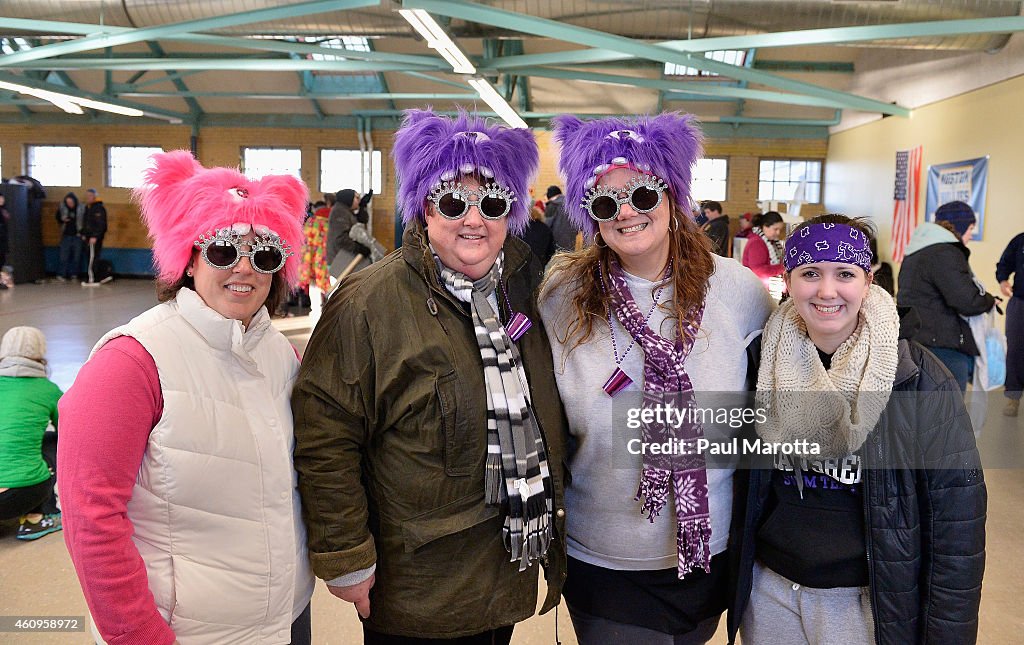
xmin=539 ymin=113 xmax=773 ymax=644
xmin=731 ymin=214 xmax=986 ymax=645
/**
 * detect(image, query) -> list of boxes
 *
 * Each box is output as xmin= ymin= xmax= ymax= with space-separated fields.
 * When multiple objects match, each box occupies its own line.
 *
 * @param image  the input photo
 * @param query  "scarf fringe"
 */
xmin=676 ymin=516 xmax=713 ymax=579
xmin=484 ymin=453 xmax=503 ymax=505
xmin=635 ymin=467 xmax=672 ymax=522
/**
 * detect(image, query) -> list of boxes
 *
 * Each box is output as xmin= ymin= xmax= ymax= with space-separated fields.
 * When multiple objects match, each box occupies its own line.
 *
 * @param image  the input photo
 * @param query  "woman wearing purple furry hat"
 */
xmin=292 ymin=110 xmax=569 ymax=644
xmin=538 ymin=114 xmax=774 ymax=644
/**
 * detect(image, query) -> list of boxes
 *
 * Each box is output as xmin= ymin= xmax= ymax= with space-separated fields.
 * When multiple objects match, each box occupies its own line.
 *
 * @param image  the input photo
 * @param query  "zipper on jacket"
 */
xmin=862 ymin=448 xmax=882 ymax=645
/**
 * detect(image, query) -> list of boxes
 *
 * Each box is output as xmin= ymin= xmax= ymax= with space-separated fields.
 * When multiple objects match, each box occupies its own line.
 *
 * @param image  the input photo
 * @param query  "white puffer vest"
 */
xmin=90 ymin=288 xmax=314 ymax=644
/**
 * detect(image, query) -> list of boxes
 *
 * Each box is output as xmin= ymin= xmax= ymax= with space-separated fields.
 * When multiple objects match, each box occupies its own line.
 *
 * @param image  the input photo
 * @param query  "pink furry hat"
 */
xmin=134 ymin=150 xmax=308 ymax=287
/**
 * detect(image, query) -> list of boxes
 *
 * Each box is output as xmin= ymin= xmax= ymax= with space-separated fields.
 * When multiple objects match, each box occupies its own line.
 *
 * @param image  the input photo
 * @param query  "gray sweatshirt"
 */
xmin=539 ymin=255 xmax=774 ymax=570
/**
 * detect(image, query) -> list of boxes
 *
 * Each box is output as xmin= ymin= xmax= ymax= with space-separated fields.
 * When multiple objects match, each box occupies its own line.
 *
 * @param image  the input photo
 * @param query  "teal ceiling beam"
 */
xmin=0 ymin=70 xmax=190 ymax=122
xmin=128 ymin=69 xmax=206 ymax=90
xmin=401 ymin=71 xmax=474 ymax=90
xmin=477 ymin=15 xmax=1024 ymax=71
xmin=0 ymin=0 xmax=380 ymax=67
xmin=516 ymin=67 xmax=872 ymax=111
xmin=126 ymin=71 xmax=148 ymax=84
xmin=709 ymin=110 xmax=842 ymax=127
xmin=12 ymin=59 xmax=439 ymax=73
xmin=0 ymin=17 xmax=448 ymax=69
xmin=406 ymin=0 xmax=907 ymax=116
xmin=195 ymin=113 xmax=392 ymax=129
xmin=118 ymin=91 xmax=478 ymax=100
xmin=146 ymin=42 xmax=203 ymax=118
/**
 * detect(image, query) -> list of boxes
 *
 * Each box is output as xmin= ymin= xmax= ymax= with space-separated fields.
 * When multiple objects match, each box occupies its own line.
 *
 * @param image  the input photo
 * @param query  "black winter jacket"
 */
xmin=897 ymin=241 xmax=994 ymax=356
xmin=729 ymin=339 xmax=986 ymax=645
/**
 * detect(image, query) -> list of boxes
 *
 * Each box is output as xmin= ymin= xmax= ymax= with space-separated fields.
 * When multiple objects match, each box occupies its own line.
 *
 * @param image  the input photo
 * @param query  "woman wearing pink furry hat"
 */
xmin=538 ymin=114 xmax=774 ymax=644
xmin=58 ymin=150 xmax=314 ymax=645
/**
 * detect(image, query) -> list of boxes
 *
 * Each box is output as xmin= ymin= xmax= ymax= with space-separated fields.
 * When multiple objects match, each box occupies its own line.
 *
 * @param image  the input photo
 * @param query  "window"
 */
xmin=27 ymin=145 xmax=81 ymax=187
xmin=242 ymin=147 xmax=302 ymax=180
xmin=108 ymin=146 xmax=164 ymax=188
xmin=320 ymin=149 xmax=382 ymax=195
xmin=308 ymin=36 xmax=371 ymax=61
xmin=758 ymin=159 xmax=822 ymax=203
xmin=691 ymin=158 xmax=728 ymax=202
xmin=664 ymin=50 xmax=746 ymax=77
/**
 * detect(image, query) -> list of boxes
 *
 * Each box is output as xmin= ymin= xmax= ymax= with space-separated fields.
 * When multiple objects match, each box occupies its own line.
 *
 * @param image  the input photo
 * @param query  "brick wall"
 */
xmin=0 ymin=122 xmax=826 ymax=263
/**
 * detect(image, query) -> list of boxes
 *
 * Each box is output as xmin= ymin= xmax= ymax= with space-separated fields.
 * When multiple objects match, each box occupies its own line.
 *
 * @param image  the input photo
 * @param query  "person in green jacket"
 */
xmin=0 ymin=326 xmax=63 ymax=540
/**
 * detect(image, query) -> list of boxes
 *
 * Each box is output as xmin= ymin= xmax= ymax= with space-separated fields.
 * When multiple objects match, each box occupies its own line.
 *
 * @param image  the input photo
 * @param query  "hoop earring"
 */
xmin=594 ymin=231 xmax=608 ymax=248
xmin=669 ymin=216 xmax=679 ymax=232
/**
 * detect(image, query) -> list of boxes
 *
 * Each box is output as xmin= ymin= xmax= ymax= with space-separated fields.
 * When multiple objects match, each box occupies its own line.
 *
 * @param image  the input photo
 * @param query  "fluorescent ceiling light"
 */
xmin=0 ymin=79 xmax=144 ymax=117
xmin=399 ymin=9 xmax=475 ymax=74
xmin=468 ymin=78 xmax=528 ymax=129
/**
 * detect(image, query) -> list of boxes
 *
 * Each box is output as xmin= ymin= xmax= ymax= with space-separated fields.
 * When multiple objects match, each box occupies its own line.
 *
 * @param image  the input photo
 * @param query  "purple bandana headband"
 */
xmin=783 ymin=223 xmax=872 ymax=274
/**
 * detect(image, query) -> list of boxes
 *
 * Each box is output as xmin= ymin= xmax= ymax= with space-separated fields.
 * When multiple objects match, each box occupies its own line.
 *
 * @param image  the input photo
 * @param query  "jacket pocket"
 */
xmin=401 ymin=492 xmax=499 ymax=553
xmin=435 ymin=371 xmax=478 ymax=476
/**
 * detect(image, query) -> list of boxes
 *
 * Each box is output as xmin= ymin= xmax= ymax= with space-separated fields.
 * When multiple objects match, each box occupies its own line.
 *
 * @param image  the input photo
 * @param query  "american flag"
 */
xmin=892 ymin=146 xmax=922 ymax=263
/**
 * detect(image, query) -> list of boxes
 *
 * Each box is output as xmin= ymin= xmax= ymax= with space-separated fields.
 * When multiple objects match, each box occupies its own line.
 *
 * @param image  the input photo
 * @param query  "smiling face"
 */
xmin=424 ymin=175 xmax=507 ymax=279
xmin=785 ymin=262 xmax=872 ymax=354
xmin=596 ymin=167 xmax=671 ymax=277
xmin=189 ymin=232 xmax=273 ymax=326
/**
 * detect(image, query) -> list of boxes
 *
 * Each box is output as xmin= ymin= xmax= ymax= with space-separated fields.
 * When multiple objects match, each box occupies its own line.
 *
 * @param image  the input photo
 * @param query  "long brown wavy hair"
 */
xmin=539 ymin=200 xmax=716 ymax=354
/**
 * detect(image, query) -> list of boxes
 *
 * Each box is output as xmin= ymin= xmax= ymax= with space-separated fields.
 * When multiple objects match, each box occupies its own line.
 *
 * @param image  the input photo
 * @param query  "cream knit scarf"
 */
xmin=756 ymin=284 xmax=900 ymax=460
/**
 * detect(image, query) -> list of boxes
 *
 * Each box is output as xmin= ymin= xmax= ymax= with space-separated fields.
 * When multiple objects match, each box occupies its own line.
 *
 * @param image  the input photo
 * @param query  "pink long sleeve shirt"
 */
xmin=58 ymin=336 xmax=174 ymax=645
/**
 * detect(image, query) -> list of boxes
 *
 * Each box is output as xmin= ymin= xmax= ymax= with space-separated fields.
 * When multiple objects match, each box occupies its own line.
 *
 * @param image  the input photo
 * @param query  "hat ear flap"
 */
xmin=256 ymin=174 xmax=308 ymax=219
xmin=551 ymin=114 xmax=585 ymax=148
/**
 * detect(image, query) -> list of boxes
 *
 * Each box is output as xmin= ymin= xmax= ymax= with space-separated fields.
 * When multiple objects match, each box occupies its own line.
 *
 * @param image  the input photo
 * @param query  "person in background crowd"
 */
xmin=700 ymin=200 xmax=730 ymax=256
xmin=869 ymin=237 xmax=895 ymax=296
xmin=997 ymin=230 xmax=1024 ymax=416
xmin=327 ymin=188 xmax=370 ymax=277
xmin=545 ymin=185 xmax=579 ymax=252
xmin=299 ymin=199 xmax=332 ymax=324
xmin=897 ymin=201 xmax=996 ymax=392
xmin=520 ymin=201 xmax=557 ymax=265
xmin=0 ymin=194 xmax=10 ymax=277
xmin=59 ymin=150 xmax=314 ymax=645
xmin=735 ymin=212 xmax=754 ymax=239
xmin=55 ymin=192 xmax=85 ymax=282
xmin=292 ymin=110 xmax=568 ymax=644
xmin=540 ymin=113 xmax=773 ymax=645
xmin=733 ymin=214 xmax=986 ymax=645
xmin=80 ymin=188 xmax=108 ymax=266
xmin=742 ymin=211 xmax=786 ymax=294
xmin=0 ymin=326 xmax=62 ymax=540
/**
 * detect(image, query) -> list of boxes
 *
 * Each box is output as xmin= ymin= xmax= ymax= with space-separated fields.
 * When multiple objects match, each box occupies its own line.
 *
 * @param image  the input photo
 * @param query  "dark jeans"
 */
xmin=363 ymin=625 xmax=513 ymax=645
xmin=0 ymin=478 xmax=55 ymax=520
xmin=59 ymin=235 xmax=81 ymax=278
xmin=1006 ymin=296 xmax=1023 ymax=400
xmin=927 ymin=346 xmax=974 ymax=393
xmin=290 ymin=602 xmax=311 ymax=645
xmin=0 ymin=432 xmax=59 ymax=519
xmin=567 ymin=604 xmax=721 ymax=645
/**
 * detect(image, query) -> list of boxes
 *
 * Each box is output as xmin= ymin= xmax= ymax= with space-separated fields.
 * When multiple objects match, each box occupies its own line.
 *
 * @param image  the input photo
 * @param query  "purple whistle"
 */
xmin=505 ymin=312 xmax=532 ymax=342
xmin=603 ymin=367 xmax=633 ymax=397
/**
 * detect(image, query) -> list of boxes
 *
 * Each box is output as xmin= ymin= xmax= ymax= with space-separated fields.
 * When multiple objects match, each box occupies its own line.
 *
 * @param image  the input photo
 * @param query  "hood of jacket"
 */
xmin=903 ymin=221 xmax=959 ymax=257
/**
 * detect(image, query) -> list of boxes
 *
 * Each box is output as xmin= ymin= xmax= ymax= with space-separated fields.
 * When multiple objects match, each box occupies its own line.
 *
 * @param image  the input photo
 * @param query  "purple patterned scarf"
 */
xmin=606 ymin=260 xmax=711 ymax=578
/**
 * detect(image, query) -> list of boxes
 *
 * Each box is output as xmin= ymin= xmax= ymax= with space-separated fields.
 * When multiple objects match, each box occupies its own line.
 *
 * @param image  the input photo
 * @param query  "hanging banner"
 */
xmin=925 ymin=156 xmax=989 ymax=241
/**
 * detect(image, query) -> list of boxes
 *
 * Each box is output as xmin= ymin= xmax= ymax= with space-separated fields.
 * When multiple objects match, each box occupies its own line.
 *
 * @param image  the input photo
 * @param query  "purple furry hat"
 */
xmin=392 ymin=109 xmax=538 ymax=235
xmin=551 ymin=112 xmax=703 ymax=237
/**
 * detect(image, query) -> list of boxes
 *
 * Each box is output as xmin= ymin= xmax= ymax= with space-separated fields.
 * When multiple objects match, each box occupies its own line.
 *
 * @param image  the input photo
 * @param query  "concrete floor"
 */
xmin=1 ymin=279 xmax=1021 ymax=644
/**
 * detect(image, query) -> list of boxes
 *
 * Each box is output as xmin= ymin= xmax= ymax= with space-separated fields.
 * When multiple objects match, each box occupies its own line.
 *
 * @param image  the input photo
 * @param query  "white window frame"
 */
xmin=319 ymin=148 xmax=382 ymax=195
xmin=242 ymin=147 xmax=302 ymax=181
xmin=664 ymin=50 xmax=746 ymax=77
xmin=107 ymin=145 xmax=165 ymax=188
xmin=758 ymin=159 xmax=823 ymax=204
xmin=691 ymin=157 xmax=728 ymax=202
xmin=26 ymin=145 xmax=82 ymax=187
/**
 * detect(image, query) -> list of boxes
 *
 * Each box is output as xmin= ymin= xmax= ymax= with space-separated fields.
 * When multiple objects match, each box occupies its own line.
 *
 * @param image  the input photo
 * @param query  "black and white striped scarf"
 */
xmin=436 ymin=252 xmax=553 ymax=571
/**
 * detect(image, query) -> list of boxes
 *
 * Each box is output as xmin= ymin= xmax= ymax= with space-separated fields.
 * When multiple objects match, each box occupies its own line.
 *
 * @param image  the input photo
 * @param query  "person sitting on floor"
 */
xmin=0 ymin=326 xmax=63 ymax=540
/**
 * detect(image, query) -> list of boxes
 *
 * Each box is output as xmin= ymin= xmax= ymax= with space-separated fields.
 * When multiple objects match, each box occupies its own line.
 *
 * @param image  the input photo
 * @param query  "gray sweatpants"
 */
xmin=740 ymin=562 xmax=874 ymax=645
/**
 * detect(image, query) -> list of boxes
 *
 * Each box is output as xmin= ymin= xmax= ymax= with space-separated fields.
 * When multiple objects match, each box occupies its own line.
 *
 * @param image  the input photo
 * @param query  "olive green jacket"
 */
xmin=292 ymin=223 xmax=569 ymax=638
